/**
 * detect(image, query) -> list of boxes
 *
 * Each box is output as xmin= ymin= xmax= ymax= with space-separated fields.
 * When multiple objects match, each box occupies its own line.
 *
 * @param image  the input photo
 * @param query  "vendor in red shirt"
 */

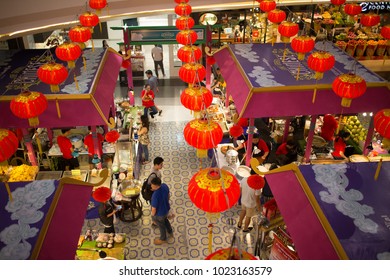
xmin=57 ymin=128 xmax=79 ymax=171
xmin=234 ymin=133 xmax=270 ymax=162
xmin=332 ymin=131 xmax=351 ymax=161
xmin=320 ymin=114 xmax=338 ymax=143
xmin=141 ymin=84 xmax=159 ymax=119
xmin=84 ymin=126 xmax=105 ymax=169
xmin=275 ymin=139 xmax=298 ymax=165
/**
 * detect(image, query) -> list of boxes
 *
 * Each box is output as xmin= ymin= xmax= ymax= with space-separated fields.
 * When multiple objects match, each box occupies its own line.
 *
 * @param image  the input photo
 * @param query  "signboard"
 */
xmin=361 ymin=2 xmax=390 ymax=13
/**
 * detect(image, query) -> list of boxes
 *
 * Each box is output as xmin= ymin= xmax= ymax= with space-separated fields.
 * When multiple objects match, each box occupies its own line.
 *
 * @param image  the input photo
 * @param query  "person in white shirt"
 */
xmin=151 ymin=45 xmax=165 ymax=78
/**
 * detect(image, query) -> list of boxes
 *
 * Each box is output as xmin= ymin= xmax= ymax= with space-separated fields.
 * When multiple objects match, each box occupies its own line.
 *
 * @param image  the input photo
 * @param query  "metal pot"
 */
xmin=68 ymin=134 xmax=84 ymax=149
xmin=236 ymin=165 xmax=251 ymax=181
xmin=226 ymin=149 xmax=238 ymax=165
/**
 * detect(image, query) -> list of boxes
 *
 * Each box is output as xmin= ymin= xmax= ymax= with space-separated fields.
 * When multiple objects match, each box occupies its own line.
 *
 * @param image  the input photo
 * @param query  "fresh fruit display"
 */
xmin=343 ymin=116 xmax=368 ymax=144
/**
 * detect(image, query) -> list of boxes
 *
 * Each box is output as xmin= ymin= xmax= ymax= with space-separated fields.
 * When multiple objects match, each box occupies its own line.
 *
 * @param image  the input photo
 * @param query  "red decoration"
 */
xmin=307 ymin=51 xmax=335 ymax=80
xmin=176 ymin=30 xmax=198 ymax=45
xmin=291 ymin=36 xmax=315 ymax=60
xmin=176 ymin=16 xmax=195 ymax=30
xmin=79 ymin=12 xmax=99 ymax=30
xmin=121 ymin=60 xmax=130 ymax=69
xmin=205 ymin=248 xmax=257 ymax=260
xmin=92 ymin=187 xmax=111 ymax=202
xmin=247 ymin=175 xmax=265 ymax=190
xmin=260 ymin=0 xmax=276 ymax=13
xmin=177 ymin=45 xmax=202 ymax=63
xmin=179 ymin=63 xmax=206 ymax=84
xmin=229 ymin=124 xmax=244 ymax=138
xmin=105 ymin=130 xmax=120 ymax=143
xmin=344 ymin=3 xmax=362 ymax=16
xmin=332 ymin=73 xmax=367 ymax=107
xmin=374 ymin=109 xmax=390 ymax=139
xmin=188 ymin=168 xmax=240 ymax=213
xmin=175 ymin=3 xmax=192 ymax=16
xmin=180 ymin=86 xmax=213 ymax=115
xmin=237 ymin=118 xmax=248 ymax=127
xmin=268 ymin=9 xmax=286 ymax=24
xmin=55 ymin=42 xmax=82 ymax=69
xmin=331 ymin=0 xmax=346 ymax=6
xmin=37 ymin=62 xmax=68 ymax=93
xmin=89 ymin=0 xmax=107 ymax=14
xmin=206 ymin=56 xmax=216 ymax=65
xmin=381 ymin=25 xmax=390 ymax=39
xmin=278 ymin=21 xmax=299 ymax=43
xmin=174 ymin=0 xmax=189 ymax=3
xmin=183 ymin=118 xmax=223 ymax=157
xmin=69 ymin=25 xmax=92 ymax=44
xmin=360 ymin=13 xmax=381 ymax=27
xmin=0 ymin=129 xmax=19 ymax=163
xmin=10 ymin=90 xmax=48 ymax=127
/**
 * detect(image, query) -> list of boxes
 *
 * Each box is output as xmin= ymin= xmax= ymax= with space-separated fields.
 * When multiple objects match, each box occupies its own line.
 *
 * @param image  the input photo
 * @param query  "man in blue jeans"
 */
xmin=151 ymin=177 xmax=173 ymax=245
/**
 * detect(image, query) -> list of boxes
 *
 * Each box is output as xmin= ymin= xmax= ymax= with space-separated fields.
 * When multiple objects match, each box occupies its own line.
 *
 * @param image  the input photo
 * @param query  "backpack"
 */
xmin=141 ymin=172 xmax=156 ymax=204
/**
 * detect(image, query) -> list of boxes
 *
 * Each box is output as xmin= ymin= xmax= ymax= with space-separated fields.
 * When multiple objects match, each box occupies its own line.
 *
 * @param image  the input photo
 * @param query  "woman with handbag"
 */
xmin=138 ymin=115 xmax=151 ymax=165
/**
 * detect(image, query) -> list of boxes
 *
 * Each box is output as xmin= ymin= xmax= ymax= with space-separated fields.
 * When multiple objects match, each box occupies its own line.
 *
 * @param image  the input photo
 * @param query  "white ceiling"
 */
xmin=0 ymin=0 xmax=329 ymax=40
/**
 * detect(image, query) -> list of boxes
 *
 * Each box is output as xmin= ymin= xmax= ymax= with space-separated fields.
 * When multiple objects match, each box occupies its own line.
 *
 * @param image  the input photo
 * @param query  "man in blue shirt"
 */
xmin=151 ymin=177 xmax=173 ymax=245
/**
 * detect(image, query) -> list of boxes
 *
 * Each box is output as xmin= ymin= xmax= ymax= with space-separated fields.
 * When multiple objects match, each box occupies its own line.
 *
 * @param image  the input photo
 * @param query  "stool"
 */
xmin=119 ymin=194 xmax=143 ymax=223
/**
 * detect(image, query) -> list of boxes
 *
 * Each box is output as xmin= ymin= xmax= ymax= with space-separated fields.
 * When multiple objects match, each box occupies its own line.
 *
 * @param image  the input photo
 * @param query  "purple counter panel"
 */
xmin=214 ymin=42 xmax=390 ymax=118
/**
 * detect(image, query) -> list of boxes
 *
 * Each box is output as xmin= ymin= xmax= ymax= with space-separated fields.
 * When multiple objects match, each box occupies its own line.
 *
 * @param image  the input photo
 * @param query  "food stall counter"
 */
xmin=76 ymin=234 xmax=126 ymax=260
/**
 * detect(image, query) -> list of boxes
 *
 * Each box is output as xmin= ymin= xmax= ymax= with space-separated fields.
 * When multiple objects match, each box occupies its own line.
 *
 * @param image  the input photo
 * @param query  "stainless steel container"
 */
xmin=226 ymin=149 xmax=238 ymax=166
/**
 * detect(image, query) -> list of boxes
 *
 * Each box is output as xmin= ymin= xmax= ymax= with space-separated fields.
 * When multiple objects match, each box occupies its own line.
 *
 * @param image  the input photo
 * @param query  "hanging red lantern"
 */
xmin=237 ymin=118 xmax=248 ymax=127
xmin=205 ymin=247 xmax=258 ymax=260
xmin=69 ymin=25 xmax=92 ymax=45
xmin=278 ymin=21 xmax=299 ymax=43
xmin=374 ymin=109 xmax=390 ymax=148
xmin=121 ymin=60 xmax=130 ymax=69
xmin=188 ymin=168 xmax=241 ymax=213
xmin=183 ymin=118 xmax=223 ymax=157
xmin=180 ymin=86 xmax=213 ymax=116
xmin=268 ymin=9 xmax=286 ymax=24
xmin=176 ymin=30 xmax=198 ymax=45
xmin=105 ymin=130 xmax=120 ymax=143
xmin=344 ymin=3 xmax=362 ymax=16
xmin=229 ymin=124 xmax=244 ymax=138
xmin=175 ymin=3 xmax=192 ymax=16
xmin=206 ymin=56 xmax=216 ymax=65
xmin=260 ymin=0 xmax=276 ymax=13
xmin=307 ymin=51 xmax=335 ymax=80
xmin=174 ymin=0 xmax=189 ymax=3
xmin=176 ymin=16 xmax=195 ymax=30
xmin=331 ymin=0 xmax=346 ymax=6
xmin=291 ymin=36 xmax=315 ymax=60
xmin=0 ymin=129 xmax=19 ymax=164
xmin=92 ymin=187 xmax=112 ymax=202
xmin=179 ymin=63 xmax=206 ymax=84
xmin=55 ymin=42 xmax=82 ymax=69
xmin=332 ymin=73 xmax=367 ymax=107
xmin=37 ymin=62 xmax=68 ymax=93
xmin=177 ymin=45 xmax=202 ymax=63
xmin=89 ymin=0 xmax=107 ymax=14
xmin=79 ymin=11 xmax=99 ymax=31
xmin=360 ymin=13 xmax=381 ymax=27
xmin=381 ymin=25 xmax=390 ymax=39
xmin=10 ymin=90 xmax=48 ymax=127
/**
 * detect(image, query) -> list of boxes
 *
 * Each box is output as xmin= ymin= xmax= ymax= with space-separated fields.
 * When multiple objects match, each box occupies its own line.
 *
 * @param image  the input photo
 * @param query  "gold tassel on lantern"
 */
xmin=341 ymin=98 xmax=352 ymax=107
xmin=74 ymin=73 xmax=79 ymax=91
xmin=56 ymin=98 xmax=61 ymax=118
xmin=50 ymin=85 xmax=60 ymax=93
xmin=99 ymin=22 xmax=102 ymax=33
xmin=92 ymin=39 xmax=95 ymax=52
xmin=296 ymin=65 xmax=301 ymax=80
xmin=68 ymin=61 xmax=76 ymax=69
xmin=374 ymin=158 xmax=383 ymax=180
xmin=196 ymin=149 xmax=208 ymax=158
xmin=35 ymin=132 xmax=43 ymax=156
xmin=208 ymin=224 xmax=213 ymax=254
xmin=83 ymin=56 xmax=87 ymax=71
xmin=28 ymin=117 xmax=39 ymax=127
xmin=336 ymin=112 xmax=343 ymax=135
xmin=4 ymin=181 xmax=13 ymax=202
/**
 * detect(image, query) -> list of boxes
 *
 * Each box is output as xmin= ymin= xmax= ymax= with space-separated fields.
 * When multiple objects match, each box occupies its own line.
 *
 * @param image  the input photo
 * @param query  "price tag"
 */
xmin=71 ymin=169 xmax=81 ymax=176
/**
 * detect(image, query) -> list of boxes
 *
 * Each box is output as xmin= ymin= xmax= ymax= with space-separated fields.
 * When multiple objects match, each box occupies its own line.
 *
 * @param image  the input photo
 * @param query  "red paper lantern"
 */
xmin=331 ymin=0 xmax=346 ymax=6
xmin=177 ymin=45 xmax=202 ymax=63
xmin=89 ymin=0 xmax=107 ymax=14
xmin=92 ymin=187 xmax=112 ymax=202
xmin=0 ymin=129 xmax=19 ymax=163
xmin=360 ymin=13 xmax=381 ymax=27
xmin=180 ymin=86 xmax=213 ymax=115
xmin=175 ymin=3 xmax=192 ymax=16
xmin=79 ymin=11 xmax=99 ymax=30
xmin=121 ymin=60 xmax=130 ymax=69
xmin=105 ymin=130 xmax=120 ymax=143
xmin=55 ymin=42 xmax=82 ymax=69
xmin=206 ymin=56 xmax=216 ymax=65
xmin=205 ymin=248 xmax=257 ymax=260
xmin=374 ymin=109 xmax=390 ymax=139
xmin=179 ymin=63 xmax=206 ymax=84
xmin=268 ymin=9 xmax=286 ymax=24
xmin=183 ymin=118 xmax=223 ymax=157
xmin=291 ymin=36 xmax=315 ymax=60
xmin=176 ymin=30 xmax=198 ymax=45
xmin=247 ymin=174 xmax=265 ymax=190
xmin=307 ymin=51 xmax=335 ymax=80
xmin=174 ymin=0 xmax=189 ymax=3
xmin=10 ymin=91 xmax=48 ymax=127
xmin=188 ymin=168 xmax=240 ymax=213
xmin=229 ymin=124 xmax=244 ymax=138
xmin=37 ymin=62 xmax=68 ymax=93
xmin=237 ymin=118 xmax=248 ymax=127
xmin=278 ymin=21 xmax=299 ymax=43
xmin=344 ymin=3 xmax=362 ymax=16
xmin=176 ymin=16 xmax=195 ymax=30
xmin=69 ymin=25 xmax=92 ymax=44
xmin=260 ymin=0 xmax=276 ymax=13
xmin=332 ymin=73 xmax=367 ymax=107
xmin=381 ymin=25 xmax=390 ymax=39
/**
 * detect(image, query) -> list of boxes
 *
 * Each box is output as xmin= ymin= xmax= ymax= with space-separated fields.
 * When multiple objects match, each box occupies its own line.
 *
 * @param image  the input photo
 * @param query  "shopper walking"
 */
xmin=141 ymin=84 xmax=159 ymax=119
xmin=151 ymin=177 xmax=173 ymax=244
xmin=151 ymin=45 xmax=165 ymax=78
xmin=145 ymin=70 xmax=162 ymax=116
xmin=138 ymin=115 xmax=151 ymax=165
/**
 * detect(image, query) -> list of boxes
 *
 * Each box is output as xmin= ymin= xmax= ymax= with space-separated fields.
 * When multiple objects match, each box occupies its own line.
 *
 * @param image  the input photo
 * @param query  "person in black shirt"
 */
xmin=98 ymin=199 xmax=118 ymax=234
